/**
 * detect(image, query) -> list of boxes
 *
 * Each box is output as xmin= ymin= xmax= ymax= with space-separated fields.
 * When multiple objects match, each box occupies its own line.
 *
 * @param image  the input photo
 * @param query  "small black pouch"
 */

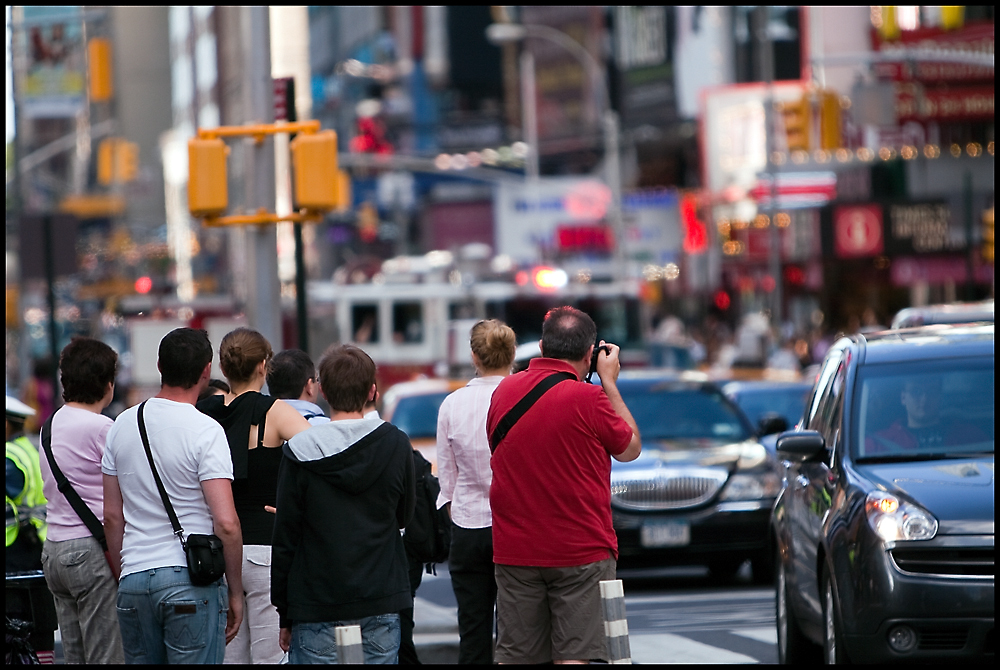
xmin=184 ymin=534 xmax=226 ymax=586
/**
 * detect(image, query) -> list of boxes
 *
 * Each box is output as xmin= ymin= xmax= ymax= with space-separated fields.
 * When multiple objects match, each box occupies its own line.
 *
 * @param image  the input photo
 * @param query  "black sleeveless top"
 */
xmin=197 ymin=391 xmax=282 ymax=545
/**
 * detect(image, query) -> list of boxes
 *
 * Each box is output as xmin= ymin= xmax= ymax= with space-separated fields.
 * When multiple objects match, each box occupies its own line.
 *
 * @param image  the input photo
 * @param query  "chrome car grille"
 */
xmin=610 ymin=468 xmax=728 ymax=511
xmin=890 ymin=548 xmax=995 ymax=578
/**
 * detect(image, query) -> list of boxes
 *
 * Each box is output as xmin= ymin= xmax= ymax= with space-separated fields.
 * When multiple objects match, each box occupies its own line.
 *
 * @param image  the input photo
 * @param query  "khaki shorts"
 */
xmin=494 ymin=555 xmax=617 ymax=664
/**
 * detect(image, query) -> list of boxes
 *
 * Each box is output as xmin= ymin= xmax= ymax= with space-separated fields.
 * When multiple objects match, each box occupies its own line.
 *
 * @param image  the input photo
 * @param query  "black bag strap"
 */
xmin=40 ymin=410 xmax=108 ymax=551
xmin=137 ymin=401 xmax=186 ymax=547
xmin=489 ymin=371 xmax=576 ymax=454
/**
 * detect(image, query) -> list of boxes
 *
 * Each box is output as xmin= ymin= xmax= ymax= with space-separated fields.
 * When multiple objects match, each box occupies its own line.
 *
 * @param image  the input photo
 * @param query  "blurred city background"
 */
xmin=5 ymin=5 xmax=995 ymax=420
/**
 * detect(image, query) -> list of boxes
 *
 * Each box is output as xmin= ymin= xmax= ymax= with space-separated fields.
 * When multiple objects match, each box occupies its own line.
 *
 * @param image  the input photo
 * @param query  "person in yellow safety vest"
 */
xmin=6 ymin=395 xmax=48 ymax=572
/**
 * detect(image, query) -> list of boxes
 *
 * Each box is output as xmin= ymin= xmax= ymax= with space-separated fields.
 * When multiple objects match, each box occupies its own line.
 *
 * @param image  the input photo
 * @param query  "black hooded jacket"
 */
xmin=271 ymin=416 xmax=415 ymax=627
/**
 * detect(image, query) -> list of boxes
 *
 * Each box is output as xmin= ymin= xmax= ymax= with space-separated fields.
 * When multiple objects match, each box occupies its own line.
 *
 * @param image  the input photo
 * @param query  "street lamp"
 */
xmin=486 ymin=22 xmax=627 ymax=283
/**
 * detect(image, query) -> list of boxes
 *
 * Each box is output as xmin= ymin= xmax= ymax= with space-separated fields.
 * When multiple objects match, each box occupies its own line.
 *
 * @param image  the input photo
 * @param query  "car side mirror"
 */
xmin=758 ymin=413 xmax=788 ymax=436
xmin=776 ymin=430 xmax=826 ymax=461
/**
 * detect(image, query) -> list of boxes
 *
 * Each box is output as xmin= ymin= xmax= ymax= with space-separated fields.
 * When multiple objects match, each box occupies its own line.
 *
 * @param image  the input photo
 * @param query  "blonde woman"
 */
xmin=197 ymin=328 xmax=310 ymax=664
xmin=435 ymin=320 xmax=517 ymax=664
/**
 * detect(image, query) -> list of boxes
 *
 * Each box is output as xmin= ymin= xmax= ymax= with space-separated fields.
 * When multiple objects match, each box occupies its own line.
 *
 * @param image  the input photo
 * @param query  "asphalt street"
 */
xmin=413 ymin=561 xmax=779 ymax=664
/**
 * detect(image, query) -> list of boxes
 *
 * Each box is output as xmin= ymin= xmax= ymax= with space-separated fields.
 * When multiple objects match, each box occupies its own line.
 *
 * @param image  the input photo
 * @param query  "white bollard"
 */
xmin=334 ymin=624 xmax=364 ymax=664
xmin=600 ymin=579 xmax=632 ymax=664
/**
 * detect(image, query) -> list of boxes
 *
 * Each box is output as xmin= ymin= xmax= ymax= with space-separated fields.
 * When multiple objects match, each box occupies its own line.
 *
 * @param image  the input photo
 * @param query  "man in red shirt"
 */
xmin=487 ymin=306 xmax=641 ymax=664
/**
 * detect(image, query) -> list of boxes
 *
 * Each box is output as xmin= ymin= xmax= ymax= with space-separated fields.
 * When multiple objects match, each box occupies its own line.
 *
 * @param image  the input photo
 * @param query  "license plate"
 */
xmin=640 ymin=522 xmax=690 ymax=548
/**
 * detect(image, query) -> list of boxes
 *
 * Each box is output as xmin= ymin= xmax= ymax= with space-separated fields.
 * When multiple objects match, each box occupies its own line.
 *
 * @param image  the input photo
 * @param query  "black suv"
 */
xmin=773 ymin=324 xmax=994 ymax=663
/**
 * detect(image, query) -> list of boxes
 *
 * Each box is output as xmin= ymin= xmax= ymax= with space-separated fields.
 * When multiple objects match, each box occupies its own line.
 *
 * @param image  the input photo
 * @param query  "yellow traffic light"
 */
xmin=983 ymin=207 xmax=994 ymax=264
xmin=88 ymin=37 xmax=114 ymax=102
xmin=941 ymin=6 xmax=964 ymax=31
xmin=819 ymin=91 xmax=841 ymax=150
xmin=188 ymin=138 xmax=229 ymax=217
xmin=97 ymin=138 xmax=139 ymax=185
xmin=878 ymin=6 xmax=901 ymax=41
xmin=336 ymin=169 xmax=352 ymax=211
xmin=290 ymin=130 xmax=339 ymax=210
xmin=779 ymin=96 xmax=811 ymax=152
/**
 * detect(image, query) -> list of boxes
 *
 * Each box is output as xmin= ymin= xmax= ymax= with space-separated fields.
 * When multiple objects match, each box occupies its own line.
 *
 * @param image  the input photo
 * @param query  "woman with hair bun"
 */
xmin=197 ymin=328 xmax=310 ymax=664
xmin=435 ymin=319 xmax=517 ymax=664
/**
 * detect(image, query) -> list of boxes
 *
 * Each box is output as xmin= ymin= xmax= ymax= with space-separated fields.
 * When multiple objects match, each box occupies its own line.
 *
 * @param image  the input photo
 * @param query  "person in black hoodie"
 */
xmin=271 ymin=344 xmax=415 ymax=664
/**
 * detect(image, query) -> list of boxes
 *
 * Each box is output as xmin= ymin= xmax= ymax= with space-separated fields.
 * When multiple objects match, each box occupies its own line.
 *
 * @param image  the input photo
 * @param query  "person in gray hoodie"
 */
xmin=271 ymin=344 xmax=415 ymax=664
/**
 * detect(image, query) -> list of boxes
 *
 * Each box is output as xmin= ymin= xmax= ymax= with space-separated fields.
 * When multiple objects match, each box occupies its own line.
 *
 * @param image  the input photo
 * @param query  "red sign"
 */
xmin=834 ymin=205 xmax=884 ymax=258
xmin=680 ymin=195 xmax=708 ymax=254
xmin=556 ymin=225 xmax=614 ymax=253
xmin=871 ymin=22 xmax=994 ymax=83
xmin=895 ymin=83 xmax=995 ymax=122
xmin=273 ymin=77 xmax=293 ymax=121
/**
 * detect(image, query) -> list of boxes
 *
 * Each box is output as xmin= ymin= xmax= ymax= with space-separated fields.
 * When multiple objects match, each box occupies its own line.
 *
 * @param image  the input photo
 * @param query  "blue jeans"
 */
xmin=117 ymin=566 xmax=228 ymax=664
xmin=290 ymin=613 xmax=400 ymax=664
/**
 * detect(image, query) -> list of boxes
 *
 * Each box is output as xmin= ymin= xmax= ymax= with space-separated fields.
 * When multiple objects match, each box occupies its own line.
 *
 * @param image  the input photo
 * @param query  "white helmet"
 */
xmin=5 ymin=395 xmax=37 ymax=419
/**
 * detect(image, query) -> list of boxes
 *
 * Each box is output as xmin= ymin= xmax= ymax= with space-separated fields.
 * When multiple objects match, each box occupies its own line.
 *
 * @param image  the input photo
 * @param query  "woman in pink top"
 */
xmin=435 ymin=319 xmax=516 ymax=664
xmin=38 ymin=337 xmax=123 ymax=664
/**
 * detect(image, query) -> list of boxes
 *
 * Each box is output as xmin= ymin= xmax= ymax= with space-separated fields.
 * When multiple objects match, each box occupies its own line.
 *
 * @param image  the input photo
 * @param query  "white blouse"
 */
xmin=435 ymin=376 xmax=504 ymax=529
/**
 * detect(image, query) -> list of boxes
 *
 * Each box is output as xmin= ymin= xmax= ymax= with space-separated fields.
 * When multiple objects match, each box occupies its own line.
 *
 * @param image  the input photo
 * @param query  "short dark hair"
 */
xmin=60 ymin=337 xmax=118 ymax=404
xmin=267 ymin=349 xmax=316 ymax=400
xmin=158 ymin=328 xmax=213 ymax=389
xmin=540 ymin=306 xmax=597 ymax=361
xmin=318 ymin=344 xmax=376 ymax=413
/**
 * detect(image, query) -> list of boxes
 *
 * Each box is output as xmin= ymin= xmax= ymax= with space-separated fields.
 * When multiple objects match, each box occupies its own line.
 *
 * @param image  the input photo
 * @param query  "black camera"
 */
xmin=586 ymin=344 xmax=611 ymax=383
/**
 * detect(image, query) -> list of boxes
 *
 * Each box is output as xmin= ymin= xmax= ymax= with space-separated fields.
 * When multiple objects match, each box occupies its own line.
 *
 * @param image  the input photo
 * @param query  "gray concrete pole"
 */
xmin=241 ymin=7 xmax=282 ymax=350
xmin=520 ymin=51 xmax=539 ymax=183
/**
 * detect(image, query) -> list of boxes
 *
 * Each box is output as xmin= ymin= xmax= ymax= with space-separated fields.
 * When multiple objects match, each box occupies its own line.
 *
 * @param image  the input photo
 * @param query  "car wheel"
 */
xmin=822 ymin=565 xmax=850 ymax=664
xmin=777 ymin=559 xmax=820 ymax=664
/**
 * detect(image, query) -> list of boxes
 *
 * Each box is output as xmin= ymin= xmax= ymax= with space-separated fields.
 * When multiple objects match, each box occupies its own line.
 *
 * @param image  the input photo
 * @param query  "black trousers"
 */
xmin=398 ymin=552 xmax=425 ymax=664
xmin=449 ymin=524 xmax=497 ymax=665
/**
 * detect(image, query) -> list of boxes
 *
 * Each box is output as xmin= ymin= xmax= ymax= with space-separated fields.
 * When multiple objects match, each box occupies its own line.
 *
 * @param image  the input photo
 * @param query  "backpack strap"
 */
xmin=40 ymin=410 xmax=108 ymax=550
xmin=489 ymin=371 xmax=576 ymax=454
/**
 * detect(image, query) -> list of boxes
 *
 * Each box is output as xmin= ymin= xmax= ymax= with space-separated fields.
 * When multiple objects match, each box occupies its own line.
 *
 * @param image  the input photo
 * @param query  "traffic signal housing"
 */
xmin=290 ymin=130 xmax=339 ymax=211
xmin=819 ymin=91 xmax=842 ymax=150
xmin=779 ymin=95 xmax=811 ymax=152
xmin=88 ymin=37 xmax=114 ymax=102
xmin=188 ymin=138 xmax=229 ymax=217
xmin=97 ymin=138 xmax=139 ymax=185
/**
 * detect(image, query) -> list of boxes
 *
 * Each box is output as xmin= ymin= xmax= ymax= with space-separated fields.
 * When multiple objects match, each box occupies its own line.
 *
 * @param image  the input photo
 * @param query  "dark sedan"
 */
xmin=773 ymin=324 xmax=994 ymax=663
xmin=604 ymin=371 xmax=780 ymax=582
xmin=722 ymin=379 xmax=813 ymax=436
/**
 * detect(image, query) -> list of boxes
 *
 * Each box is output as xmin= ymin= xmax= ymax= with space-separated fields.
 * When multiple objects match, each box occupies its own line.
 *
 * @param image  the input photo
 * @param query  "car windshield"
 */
xmin=854 ymin=358 xmax=994 ymax=462
xmin=619 ymin=384 xmax=752 ymax=441
xmin=731 ymin=386 xmax=810 ymax=428
xmin=389 ymin=392 xmax=449 ymax=439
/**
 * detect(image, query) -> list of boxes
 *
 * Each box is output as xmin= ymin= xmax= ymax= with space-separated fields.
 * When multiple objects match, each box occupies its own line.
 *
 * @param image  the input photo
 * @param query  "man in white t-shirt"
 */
xmin=102 ymin=328 xmax=243 ymax=664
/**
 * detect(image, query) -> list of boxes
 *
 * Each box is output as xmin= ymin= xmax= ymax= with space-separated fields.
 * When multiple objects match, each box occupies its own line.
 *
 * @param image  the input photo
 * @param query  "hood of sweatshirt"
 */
xmin=284 ymin=417 xmax=393 ymax=495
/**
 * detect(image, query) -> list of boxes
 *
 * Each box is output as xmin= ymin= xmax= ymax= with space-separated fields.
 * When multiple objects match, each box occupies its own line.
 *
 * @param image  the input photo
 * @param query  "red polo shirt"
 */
xmin=487 ymin=358 xmax=633 ymax=567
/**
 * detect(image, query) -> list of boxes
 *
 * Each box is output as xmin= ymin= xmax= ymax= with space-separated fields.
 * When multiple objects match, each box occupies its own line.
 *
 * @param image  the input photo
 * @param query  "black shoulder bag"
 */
xmin=40 ymin=411 xmax=114 ymax=570
xmin=489 ymin=371 xmax=576 ymax=454
xmin=137 ymin=400 xmax=226 ymax=586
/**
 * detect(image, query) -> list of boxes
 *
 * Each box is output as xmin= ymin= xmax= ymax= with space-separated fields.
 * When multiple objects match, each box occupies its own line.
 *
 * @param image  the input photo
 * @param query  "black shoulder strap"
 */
xmin=137 ymin=401 xmax=186 ymax=546
xmin=40 ymin=410 xmax=108 ymax=550
xmin=489 ymin=371 xmax=576 ymax=454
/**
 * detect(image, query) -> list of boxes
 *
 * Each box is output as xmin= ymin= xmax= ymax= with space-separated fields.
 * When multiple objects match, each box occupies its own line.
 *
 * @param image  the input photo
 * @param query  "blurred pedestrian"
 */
xmin=102 ymin=327 xmax=243 ymax=664
xmin=272 ymin=344 xmax=415 ymax=664
xmin=197 ymin=328 xmax=310 ymax=664
xmin=38 ymin=338 xmax=124 ymax=664
xmin=266 ymin=349 xmax=329 ymax=425
xmin=486 ymin=307 xmax=641 ymax=664
xmin=434 ymin=319 xmax=516 ymax=664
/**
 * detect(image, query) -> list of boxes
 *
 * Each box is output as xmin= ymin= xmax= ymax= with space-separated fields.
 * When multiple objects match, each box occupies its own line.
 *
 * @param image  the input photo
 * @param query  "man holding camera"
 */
xmin=486 ymin=306 xmax=641 ymax=664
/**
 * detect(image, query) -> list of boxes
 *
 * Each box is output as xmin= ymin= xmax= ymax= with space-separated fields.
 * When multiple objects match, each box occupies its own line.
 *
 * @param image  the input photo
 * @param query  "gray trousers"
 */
xmin=41 ymin=535 xmax=124 ymax=664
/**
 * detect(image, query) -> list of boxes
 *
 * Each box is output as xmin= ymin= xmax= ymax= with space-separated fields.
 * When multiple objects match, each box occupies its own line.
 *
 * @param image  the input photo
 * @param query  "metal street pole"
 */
xmin=754 ymin=6 xmax=782 ymax=326
xmin=242 ymin=7 xmax=282 ymax=350
xmin=520 ymin=50 xmax=539 ymax=183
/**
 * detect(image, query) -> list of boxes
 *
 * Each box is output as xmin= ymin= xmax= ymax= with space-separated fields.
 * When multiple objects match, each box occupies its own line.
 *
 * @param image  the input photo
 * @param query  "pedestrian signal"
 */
xmin=819 ymin=91 xmax=842 ymax=150
xmin=97 ymin=138 xmax=139 ymax=185
xmin=188 ymin=138 xmax=229 ymax=217
xmin=778 ymin=96 xmax=810 ymax=152
xmin=291 ymin=130 xmax=339 ymax=211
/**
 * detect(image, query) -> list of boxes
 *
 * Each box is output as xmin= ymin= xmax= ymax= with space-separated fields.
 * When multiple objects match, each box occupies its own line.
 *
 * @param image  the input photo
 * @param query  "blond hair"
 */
xmin=470 ymin=319 xmax=516 ymax=371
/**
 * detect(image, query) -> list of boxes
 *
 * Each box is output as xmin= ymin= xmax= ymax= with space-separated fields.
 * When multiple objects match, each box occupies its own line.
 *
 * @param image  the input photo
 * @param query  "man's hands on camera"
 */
xmin=594 ymin=340 xmax=621 ymax=385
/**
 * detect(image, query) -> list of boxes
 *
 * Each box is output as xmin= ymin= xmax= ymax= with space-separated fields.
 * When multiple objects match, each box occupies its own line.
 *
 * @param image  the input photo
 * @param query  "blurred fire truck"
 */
xmin=306 ymin=251 xmax=648 ymax=389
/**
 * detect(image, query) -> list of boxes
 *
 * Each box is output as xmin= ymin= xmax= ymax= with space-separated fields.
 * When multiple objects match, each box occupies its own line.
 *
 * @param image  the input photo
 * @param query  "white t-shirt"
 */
xmin=102 ymin=398 xmax=233 ymax=578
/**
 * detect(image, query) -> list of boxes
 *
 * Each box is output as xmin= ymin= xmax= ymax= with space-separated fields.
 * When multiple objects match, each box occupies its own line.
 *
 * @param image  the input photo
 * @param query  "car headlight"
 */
xmin=865 ymin=492 xmax=938 ymax=542
xmin=719 ymin=472 xmax=781 ymax=501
